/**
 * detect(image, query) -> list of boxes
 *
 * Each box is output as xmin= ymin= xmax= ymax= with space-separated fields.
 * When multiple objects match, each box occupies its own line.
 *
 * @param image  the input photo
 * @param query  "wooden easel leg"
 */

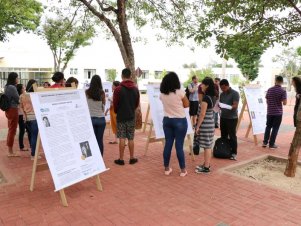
xmin=59 ymin=189 xmax=68 ymax=207
xmin=30 ymin=133 xmax=41 ymax=192
xmin=253 ymin=135 xmax=258 ymax=145
xmin=236 ymin=101 xmax=247 ymax=131
xmin=187 ymin=134 xmax=195 ymax=161
xmin=95 ymin=175 xmax=103 ymax=191
xmin=245 ymin=123 xmax=252 ymax=138
xmin=142 ymin=104 xmax=150 ymax=133
xmin=144 ymin=123 xmax=153 ymax=155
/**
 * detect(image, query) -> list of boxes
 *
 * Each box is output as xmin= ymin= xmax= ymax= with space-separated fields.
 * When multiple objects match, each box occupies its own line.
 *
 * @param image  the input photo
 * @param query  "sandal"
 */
xmin=164 ymin=168 xmax=172 ymax=176
xmin=20 ymin=148 xmax=29 ymax=151
xmin=109 ymin=141 xmax=118 ymax=144
xmin=180 ymin=171 xmax=188 ymax=177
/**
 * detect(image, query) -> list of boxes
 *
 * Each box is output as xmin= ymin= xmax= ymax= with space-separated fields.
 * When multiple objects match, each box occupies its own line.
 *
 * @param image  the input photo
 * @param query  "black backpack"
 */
xmin=0 ymin=93 xmax=10 ymax=111
xmin=213 ymin=138 xmax=232 ymax=158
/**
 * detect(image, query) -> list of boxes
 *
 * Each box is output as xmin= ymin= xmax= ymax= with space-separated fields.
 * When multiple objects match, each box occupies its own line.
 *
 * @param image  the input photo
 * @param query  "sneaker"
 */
xmin=114 ymin=159 xmax=125 ymax=165
xmin=195 ymin=164 xmax=211 ymax=170
xmin=269 ymin=144 xmax=278 ymax=149
xmin=262 ymin=142 xmax=268 ymax=148
xmin=230 ymin=154 xmax=237 ymax=161
xmin=31 ymin=155 xmax=42 ymax=160
xmin=129 ymin=158 xmax=138 ymax=165
xmin=195 ymin=166 xmax=210 ymax=174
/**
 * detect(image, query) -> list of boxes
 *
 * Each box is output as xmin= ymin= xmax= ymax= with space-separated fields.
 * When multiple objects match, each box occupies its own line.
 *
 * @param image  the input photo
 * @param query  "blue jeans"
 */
xmin=91 ymin=117 xmax=106 ymax=156
xmin=26 ymin=120 xmax=39 ymax=157
xmin=163 ymin=117 xmax=187 ymax=169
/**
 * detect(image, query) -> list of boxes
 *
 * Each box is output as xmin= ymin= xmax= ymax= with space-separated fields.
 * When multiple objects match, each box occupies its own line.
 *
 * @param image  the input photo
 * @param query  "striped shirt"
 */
xmin=86 ymin=98 xmax=105 ymax=118
xmin=266 ymin=85 xmax=287 ymax=115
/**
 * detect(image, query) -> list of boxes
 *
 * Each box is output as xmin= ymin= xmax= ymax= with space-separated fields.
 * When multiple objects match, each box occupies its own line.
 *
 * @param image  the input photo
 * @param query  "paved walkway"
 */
xmin=0 ymin=100 xmax=300 ymax=226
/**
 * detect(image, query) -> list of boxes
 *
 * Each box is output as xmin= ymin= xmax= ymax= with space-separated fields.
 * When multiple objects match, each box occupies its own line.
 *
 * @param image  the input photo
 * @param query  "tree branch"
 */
xmin=286 ymin=0 xmax=301 ymax=18
xmin=96 ymin=0 xmax=117 ymax=13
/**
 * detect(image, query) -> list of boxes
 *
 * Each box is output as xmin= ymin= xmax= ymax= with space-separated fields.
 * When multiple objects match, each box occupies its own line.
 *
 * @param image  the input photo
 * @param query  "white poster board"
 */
xmin=147 ymin=84 xmax=193 ymax=139
xmin=30 ymin=90 xmax=107 ymax=191
xmin=243 ymin=86 xmax=267 ymax=135
xmin=102 ymin=82 xmax=113 ymax=121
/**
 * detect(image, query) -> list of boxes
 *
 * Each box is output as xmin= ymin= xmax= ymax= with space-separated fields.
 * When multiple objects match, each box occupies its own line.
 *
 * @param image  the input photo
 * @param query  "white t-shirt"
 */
xmin=160 ymin=89 xmax=186 ymax=118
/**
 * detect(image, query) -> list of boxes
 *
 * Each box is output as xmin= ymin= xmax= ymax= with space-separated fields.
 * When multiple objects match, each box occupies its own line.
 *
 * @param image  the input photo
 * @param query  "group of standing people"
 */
xmin=3 ymin=71 xmax=78 ymax=159
xmin=160 ymin=73 xmax=240 ymax=176
xmin=3 ymin=68 xmax=300 ymax=178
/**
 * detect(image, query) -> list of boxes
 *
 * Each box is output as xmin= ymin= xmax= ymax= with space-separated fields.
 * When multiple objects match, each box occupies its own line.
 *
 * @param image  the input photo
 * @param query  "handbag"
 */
xmin=135 ymin=104 xmax=143 ymax=129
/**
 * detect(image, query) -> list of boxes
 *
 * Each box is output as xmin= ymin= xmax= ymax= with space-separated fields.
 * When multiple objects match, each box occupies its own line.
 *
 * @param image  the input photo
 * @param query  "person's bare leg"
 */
xmin=204 ymin=148 xmax=211 ymax=167
xmin=119 ymin=138 xmax=126 ymax=160
xmin=128 ymin=139 xmax=134 ymax=159
xmin=8 ymin=146 xmax=13 ymax=154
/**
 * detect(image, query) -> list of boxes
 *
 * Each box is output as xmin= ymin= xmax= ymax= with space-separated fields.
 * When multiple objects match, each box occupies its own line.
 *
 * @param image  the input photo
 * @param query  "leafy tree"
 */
xmin=191 ymin=1 xmax=301 ymax=81
xmin=183 ymin=68 xmax=214 ymax=87
xmin=39 ymin=6 xmax=95 ymax=72
xmin=75 ymin=0 xmax=199 ymax=82
xmin=0 ymin=0 xmax=43 ymax=41
xmin=106 ymin=69 xmax=117 ymax=82
xmin=273 ymin=47 xmax=301 ymax=91
xmin=216 ymin=33 xmax=268 ymax=81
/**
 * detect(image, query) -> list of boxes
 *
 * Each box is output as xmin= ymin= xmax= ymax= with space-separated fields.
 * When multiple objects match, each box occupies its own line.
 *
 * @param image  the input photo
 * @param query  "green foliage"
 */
xmin=297 ymin=47 xmax=301 ymax=57
xmin=106 ymin=69 xmax=117 ymax=82
xmin=191 ymin=0 xmax=301 ymax=81
xmin=39 ymin=5 xmax=95 ymax=71
xmin=216 ymin=33 xmax=268 ymax=81
xmin=0 ymin=0 xmax=43 ymax=41
xmin=158 ymin=69 xmax=167 ymax=80
xmin=273 ymin=47 xmax=301 ymax=91
xmin=183 ymin=68 xmax=214 ymax=87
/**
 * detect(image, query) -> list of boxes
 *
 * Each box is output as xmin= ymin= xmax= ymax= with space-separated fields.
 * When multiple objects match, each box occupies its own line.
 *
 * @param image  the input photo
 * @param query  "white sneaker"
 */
xmin=31 ymin=155 xmax=42 ymax=160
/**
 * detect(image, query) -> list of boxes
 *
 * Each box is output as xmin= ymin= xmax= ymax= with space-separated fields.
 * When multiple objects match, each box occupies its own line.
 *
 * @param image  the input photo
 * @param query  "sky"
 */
xmin=1 ymin=0 xmax=301 ymax=72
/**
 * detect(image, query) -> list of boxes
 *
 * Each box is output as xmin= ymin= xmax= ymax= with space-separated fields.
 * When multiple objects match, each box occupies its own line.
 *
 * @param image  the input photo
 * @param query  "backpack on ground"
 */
xmin=0 ymin=93 xmax=10 ymax=111
xmin=213 ymin=138 xmax=232 ymax=159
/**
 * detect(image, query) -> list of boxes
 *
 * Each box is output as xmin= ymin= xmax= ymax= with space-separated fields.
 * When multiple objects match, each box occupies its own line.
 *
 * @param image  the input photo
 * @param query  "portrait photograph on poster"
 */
xmin=80 ymin=141 xmax=92 ymax=159
xmin=42 ymin=116 xmax=51 ymax=127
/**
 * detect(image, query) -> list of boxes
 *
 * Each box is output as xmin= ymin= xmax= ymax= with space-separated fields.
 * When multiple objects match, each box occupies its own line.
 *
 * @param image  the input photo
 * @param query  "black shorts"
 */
xmin=189 ymin=101 xmax=199 ymax=116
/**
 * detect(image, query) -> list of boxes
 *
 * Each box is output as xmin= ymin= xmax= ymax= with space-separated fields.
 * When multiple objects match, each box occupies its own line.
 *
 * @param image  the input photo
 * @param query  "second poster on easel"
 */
xmin=243 ymin=86 xmax=267 ymax=135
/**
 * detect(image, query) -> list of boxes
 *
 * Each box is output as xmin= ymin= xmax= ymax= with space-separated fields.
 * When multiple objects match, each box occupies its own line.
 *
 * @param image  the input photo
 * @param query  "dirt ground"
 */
xmin=231 ymin=158 xmax=301 ymax=194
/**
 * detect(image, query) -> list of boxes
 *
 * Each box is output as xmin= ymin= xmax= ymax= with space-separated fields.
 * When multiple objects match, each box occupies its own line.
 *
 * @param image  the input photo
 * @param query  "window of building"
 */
xmin=154 ymin=71 xmax=163 ymax=79
xmin=141 ymin=70 xmax=149 ymax=79
xmin=84 ymin=69 xmax=96 ymax=79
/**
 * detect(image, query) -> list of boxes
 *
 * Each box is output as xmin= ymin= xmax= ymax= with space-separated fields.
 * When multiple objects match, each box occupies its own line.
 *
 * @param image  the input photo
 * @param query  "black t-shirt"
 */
xmin=202 ymin=95 xmax=215 ymax=109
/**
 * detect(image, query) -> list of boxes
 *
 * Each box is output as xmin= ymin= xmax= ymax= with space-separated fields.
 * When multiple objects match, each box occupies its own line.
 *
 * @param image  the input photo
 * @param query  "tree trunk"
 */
xmin=284 ymin=102 xmax=301 ymax=177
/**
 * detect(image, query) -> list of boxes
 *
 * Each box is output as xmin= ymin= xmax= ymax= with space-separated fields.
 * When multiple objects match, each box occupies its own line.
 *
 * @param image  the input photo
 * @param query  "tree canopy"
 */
xmin=191 ymin=0 xmax=301 ymax=81
xmin=0 ymin=0 xmax=43 ymax=41
xmin=39 ymin=6 xmax=95 ymax=72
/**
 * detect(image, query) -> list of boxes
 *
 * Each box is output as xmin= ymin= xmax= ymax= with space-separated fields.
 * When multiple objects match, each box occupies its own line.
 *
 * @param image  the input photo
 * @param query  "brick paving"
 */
xmin=0 ymin=96 xmax=300 ymax=226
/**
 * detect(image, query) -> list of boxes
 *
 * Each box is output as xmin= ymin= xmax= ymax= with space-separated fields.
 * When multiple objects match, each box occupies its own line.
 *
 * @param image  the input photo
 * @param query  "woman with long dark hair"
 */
xmin=160 ymin=72 xmax=189 ymax=177
xmin=86 ymin=75 xmax=106 ymax=155
xmin=195 ymin=78 xmax=216 ymax=174
xmin=20 ymin=79 xmax=41 ymax=160
xmin=4 ymin=72 xmax=20 ymax=157
xmin=292 ymin=77 xmax=301 ymax=127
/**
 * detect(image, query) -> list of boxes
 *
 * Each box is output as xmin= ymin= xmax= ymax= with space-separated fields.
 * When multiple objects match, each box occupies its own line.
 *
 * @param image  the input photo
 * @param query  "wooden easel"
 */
xmin=144 ymin=103 xmax=195 ymax=161
xmin=29 ymin=83 xmax=103 ymax=207
xmin=236 ymin=87 xmax=259 ymax=145
xmin=142 ymin=104 xmax=151 ymax=133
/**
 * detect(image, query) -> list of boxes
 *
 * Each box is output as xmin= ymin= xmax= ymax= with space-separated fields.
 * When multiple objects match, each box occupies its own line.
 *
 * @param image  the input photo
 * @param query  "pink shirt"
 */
xmin=160 ymin=89 xmax=186 ymax=118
